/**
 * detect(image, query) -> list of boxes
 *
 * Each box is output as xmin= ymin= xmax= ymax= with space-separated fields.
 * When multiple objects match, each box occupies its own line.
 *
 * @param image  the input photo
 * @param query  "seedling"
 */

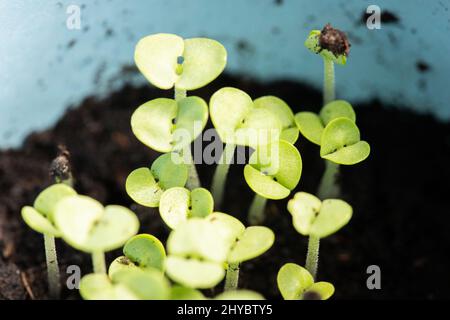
xmin=295 ymin=100 xmax=370 ymax=197
xmin=131 ymin=96 xmax=208 ymax=153
xmin=159 ymin=187 xmax=214 ymax=229
xmin=109 ymin=234 xmax=166 ymax=278
xmin=21 ymin=183 xmax=77 ymax=299
xmin=134 ymin=33 xmax=227 ymax=188
xmin=288 ymin=192 xmax=352 ymax=278
xmin=80 ymin=268 xmax=170 ymax=300
xmin=209 ymin=87 xmax=282 ymax=208
xmin=53 ymin=194 xmax=139 ymax=274
xmin=126 ymin=153 xmax=188 ymax=207
xmin=165 ymin=212 xmax=274 ymax=290
xmin=303 ymin=24 xmax=354 ymax=200
xmin=277 ymin=263 xmax=334 ymax=300
xmin=253 ymin=96 xmax=299 ymax=144
xmin=244 ymin=140 xmax=302 ymax=225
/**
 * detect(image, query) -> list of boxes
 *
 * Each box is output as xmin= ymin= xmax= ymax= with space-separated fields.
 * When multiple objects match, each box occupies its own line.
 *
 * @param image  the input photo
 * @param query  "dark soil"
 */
xmin=1 ymin=74 xmax=449 ymax=300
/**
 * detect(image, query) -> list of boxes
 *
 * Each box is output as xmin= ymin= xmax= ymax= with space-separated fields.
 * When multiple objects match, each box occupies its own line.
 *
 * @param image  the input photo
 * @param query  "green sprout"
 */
xmin=165 ymin=212 xmax=274 ymax=290
xmin=21 ymin=183 xmax=77 ymax=299
xmin=53 ymin=194 xmax=140 ymax=274
xmin=169 ymin=285 xmax=206 ymax=300
xmin=134 ymin=33 xmax=227 ymax=188
xmin=126 ymin=153 xmax=188 ymax=207
xmin=295 ymin=100 xmax=370 ymax=198
xmin=244 ymin=140 xmax=302 ymax=225
xmin=109 ymin=234 xmax=166 ymax=278
xmin=277 ymin=263 xmax=334 ymax=300
xmin=135 ymin=33 xmax=227 ymax=91
xmin=80 ymin=268 xmax=170 ymax=300
xmin=288 ymin=192 xmax=352 ymax=278
xmin=130 ymin=96 xmax=208 ymax=189
xmin=209 ymin=87 xmax=282 ymax=208
xmin=159 ymin=187 xmax=214 ymax=229
xmin=253 ymin=96 xmax=299 ymax=144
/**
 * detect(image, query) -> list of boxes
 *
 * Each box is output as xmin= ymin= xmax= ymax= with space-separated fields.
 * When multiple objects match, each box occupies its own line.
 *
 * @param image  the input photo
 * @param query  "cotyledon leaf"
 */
xmin=209 ymin=87 xmax=282 ymax=147
xmin=54 ymin=195 xmax=139 ymax=252
xmin=159 ymin=187 xmax=214 ymax=229
xmin=125 ymin=153 xmax=188 ymax=207
xmin=253 ymin=96 xmax=299 ymax=144
xmin=320 ymin=117 xmax=370 ymax=165
xmin=244 ymin=140 xmax=302 ymax=200
xmin=131 ymin=96 xmax=208 ymax=153
xmin=134 ymin=34 xmax=226 ymax=90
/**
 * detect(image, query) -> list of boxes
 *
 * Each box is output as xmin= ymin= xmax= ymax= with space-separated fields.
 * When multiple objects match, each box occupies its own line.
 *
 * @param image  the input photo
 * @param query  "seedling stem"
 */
xmin=174 ymin=87 xmax=201 ymax=189
xmin=211 ymin=143 xmax=236 ymax=208
xmin=323 ymin=58 xmax=335 ymax=105
xmin=224 ymin=262 xmax=240 ymax=291
xmin=44 ymin=233 xmax=61 ymax=299
xmin=304 ymin=55 xmax=339 ymax=280
xmin=305 ymin=235 xmax=320 ymax=280
xmin=248 ymin=194 xmax=268 ymax=225
xmin=92 ymin=251 xmax=106 ymax=274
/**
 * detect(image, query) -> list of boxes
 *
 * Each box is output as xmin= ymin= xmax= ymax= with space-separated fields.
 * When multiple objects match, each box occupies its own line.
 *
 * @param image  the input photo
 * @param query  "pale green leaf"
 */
xmin=165 ymin=256 xmax=225 ymax=289
xmin=310 ymin=199 xmax=352 ymax=238
xmin=294 ymin=112 xmax=323 ymax=145
xmin=111 ymin=268 xmax=170 ymax=300
xmin=79 ymin=273 xmax=137 ymax=300
xmin=170 ymin=285 xmax=206 ymax=300
xmin=245 ymin=141 xmax=302 ymax=199
xmin=123 ymin=234 xmax=166 ymax=271
xmin=288 ymin=192 xmax=321 ymax=236
xmin=21 ymin=206 xmax=61 ymax=237
xmin=176 ymin=38 xmax=227 ymax=90
xmin=277 ymin=263 xmax=314 ymax=300
xmin=134 ymin=33 xmax=184 ymax=89
xmin=210 ymin=87 xmax=281 ymax=146
xmin=303 ymin=282 xmax=335 ymax=300
xmin=227 ymin=226 xmax=274 ymax=263
xmin=254 ymin=96 xmax=298 ymax=144
xmin=159 ymin=187 xmax=213 ymax=229
xmin=126 ymin=153 xmax=188 ymax=207
xmin=320 ymin=117 xmax=370 ymax=165
xmin=319 ymin=100 xmax=356 ymax=126
xmin=54 ymin=196 xmax=139 ymax=252
xmin=33 ymin=183 xmax=77 ymax=222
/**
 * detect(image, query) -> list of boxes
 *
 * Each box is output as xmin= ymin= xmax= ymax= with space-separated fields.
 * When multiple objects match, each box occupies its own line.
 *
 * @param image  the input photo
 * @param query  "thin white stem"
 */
xmin=211 ymin=143 xmax=236 ymax=209
xmin=44 ymin=233 xmax=61 ymax=299
xmin=92 ymin=251 xmax=106 ymax=274
xmin=248 ymin=194 xmax=268 ymax=225
xmin=323 ymin=58 xmax=335 ymax=105
xmin=317 ymin=160 xmax=340 ymax=199
xmin=174 ymin=87 xmax=201 ymax=189
xmin=305 ymin=235 xmax=320 ymax=280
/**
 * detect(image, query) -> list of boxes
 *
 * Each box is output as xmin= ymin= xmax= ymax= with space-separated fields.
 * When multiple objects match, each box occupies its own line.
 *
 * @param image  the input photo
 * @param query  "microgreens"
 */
xmin=126 ymin=153 xmax=188 ymax=207
xmin=165 ymin=212 xmax=274 ymax=290
xmin=134 ymin=33 xmax=227 ymax=189
xmin=159 ymin=187 xmax=214 ymax=229
xmin=134 ymin=33 xmax=227 ymax=91
xmin=54 ymin=195 xmax=139 ymax=274
xmin=244 ymin=140 xmax=302 ymax=224
xmin=109 ymin=234 xmax=166 ymax=278
xmin=80 ymin=268 xmax=170 ymax=300
xmin=21 ymin=183 xmax=76 ymax=299
xmin=209 ymin=87 xmax=282 ymax=208
xmin=277 ymin=263 xmax=334 ymax=300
